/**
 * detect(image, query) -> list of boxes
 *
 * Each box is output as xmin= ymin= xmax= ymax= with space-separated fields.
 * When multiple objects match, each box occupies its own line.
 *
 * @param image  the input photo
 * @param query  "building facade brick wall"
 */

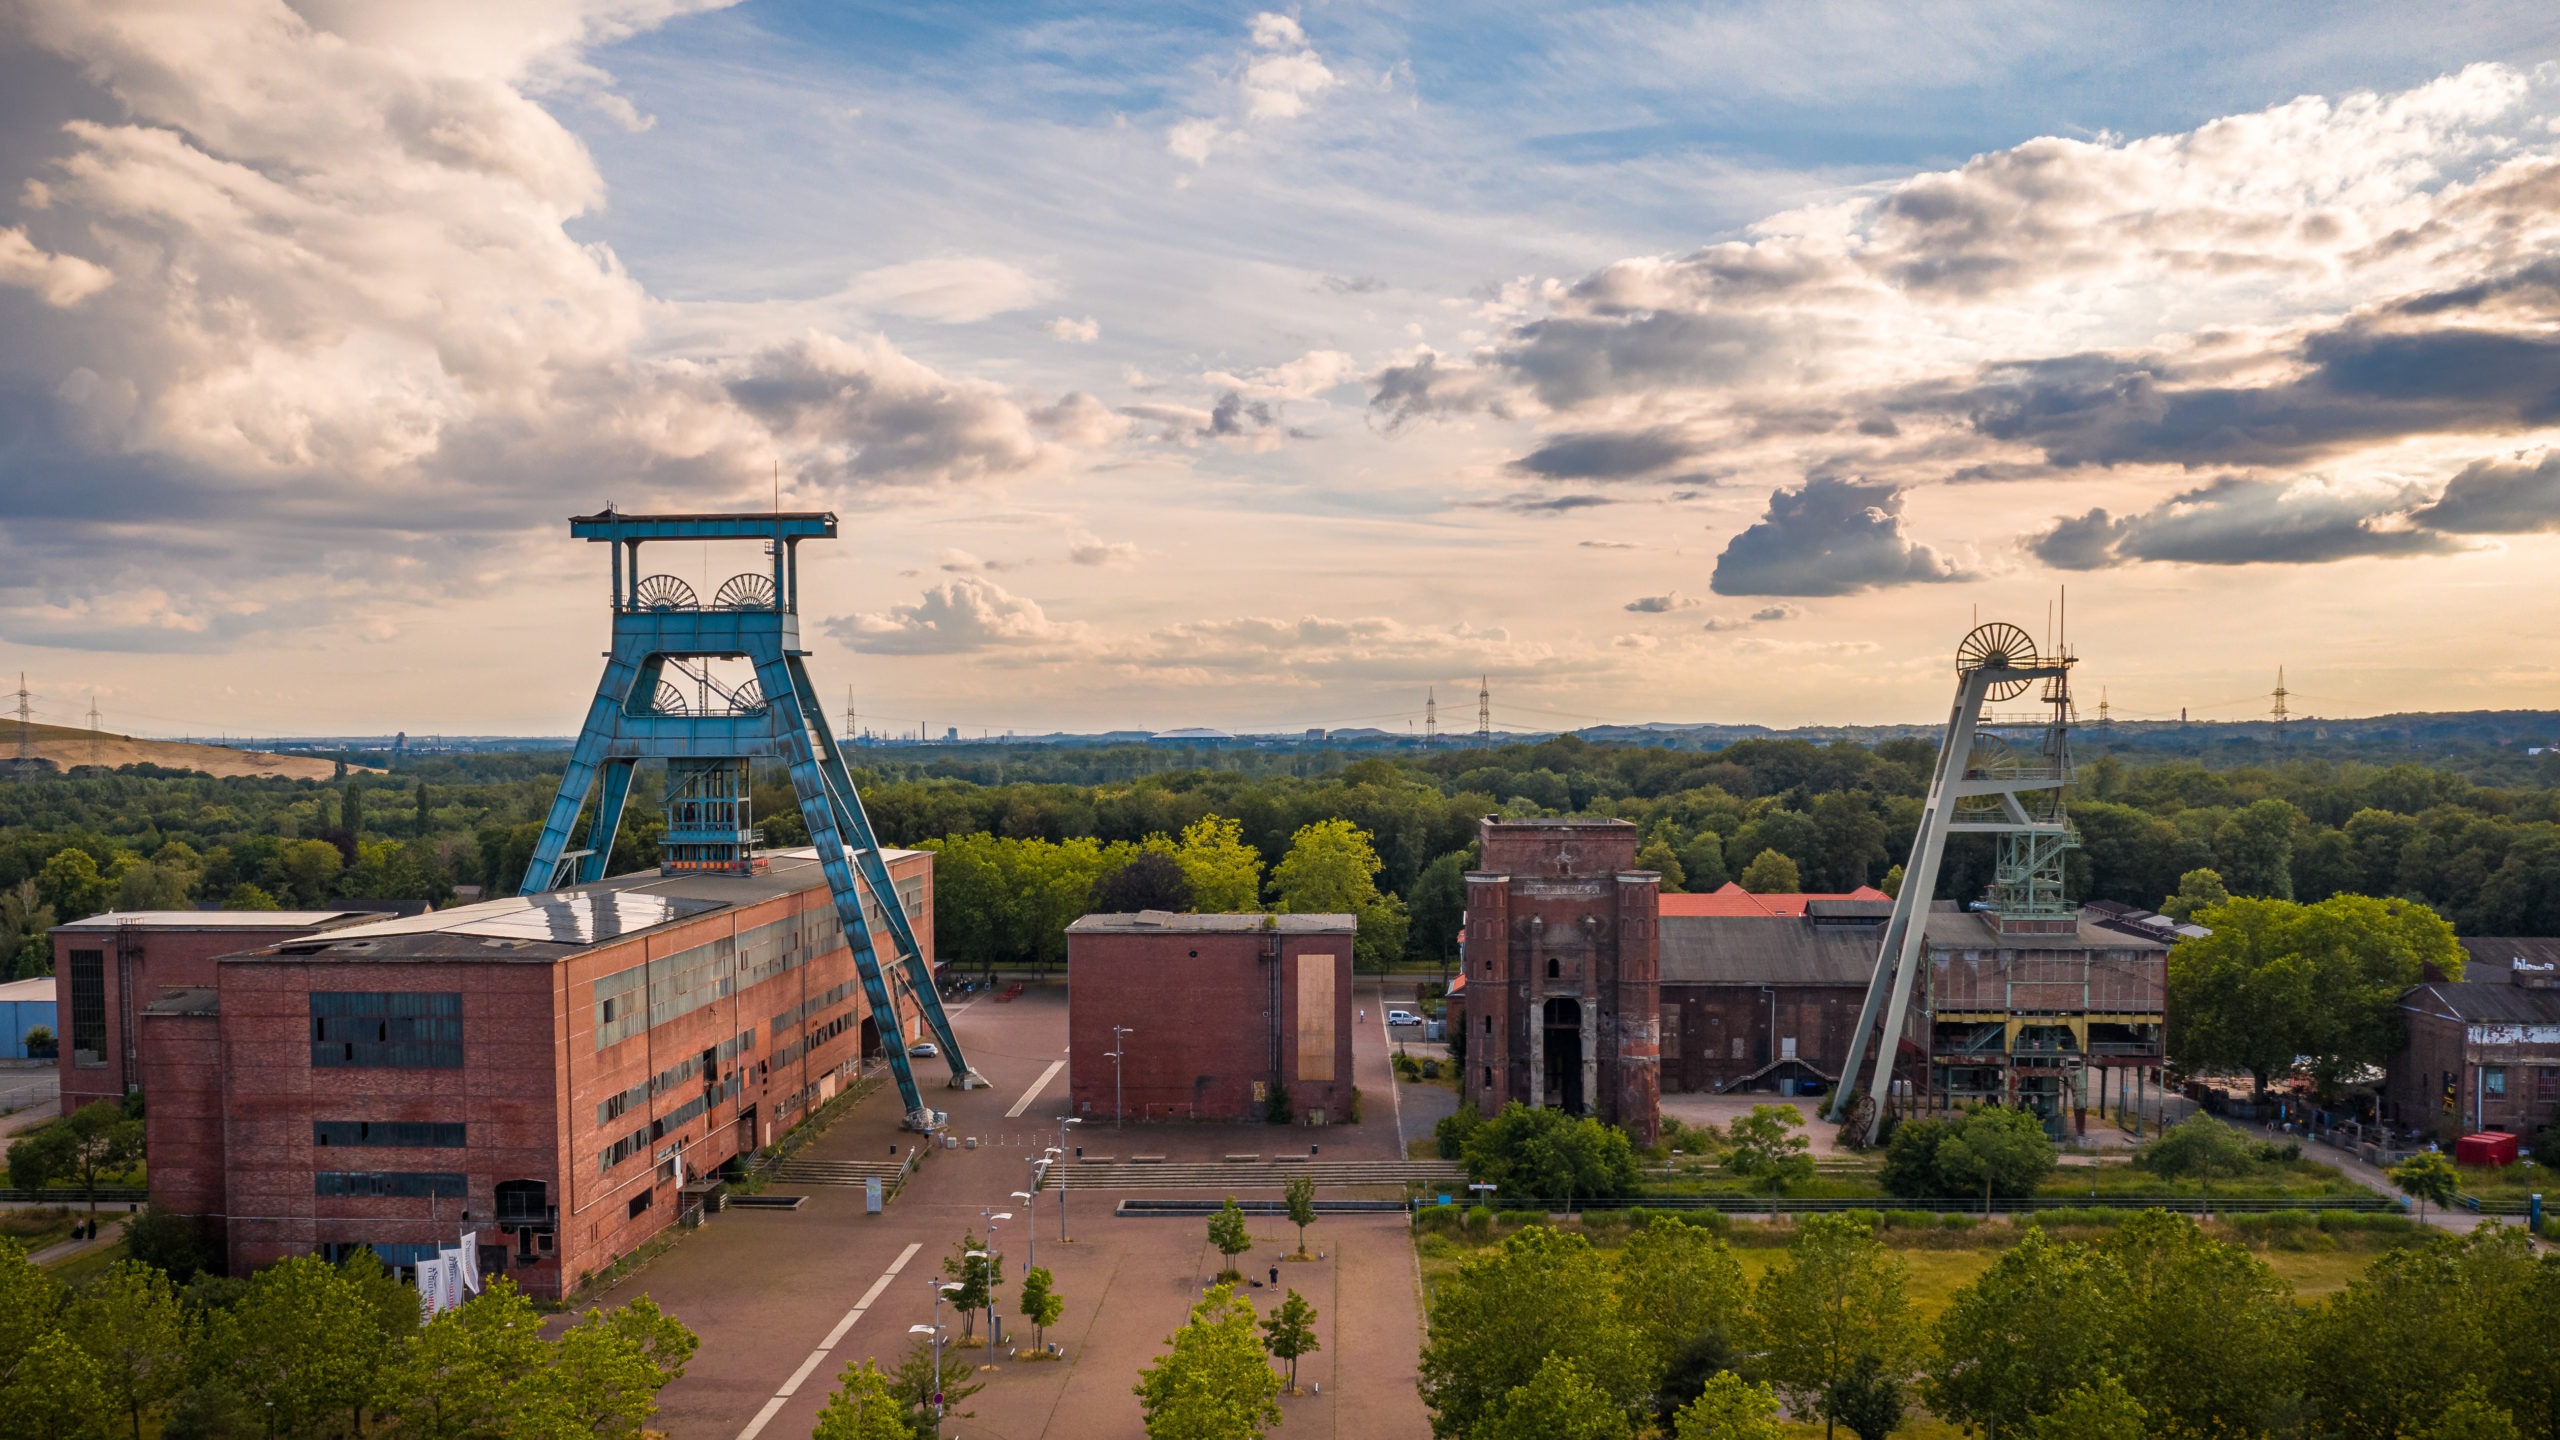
xmin=1065 ymin=916 xmax=1355 ymax=1125
xmin=55 ymin=916 xmax=363 ymax=1111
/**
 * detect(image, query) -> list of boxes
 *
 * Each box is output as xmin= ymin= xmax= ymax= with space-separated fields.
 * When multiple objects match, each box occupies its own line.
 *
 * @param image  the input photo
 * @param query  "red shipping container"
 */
xmin=2456 ymin=1131 xmax=2519 ymax=1167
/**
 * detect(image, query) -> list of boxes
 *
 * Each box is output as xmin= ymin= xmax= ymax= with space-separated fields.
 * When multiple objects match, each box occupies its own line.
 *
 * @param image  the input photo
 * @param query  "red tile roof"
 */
xmin=1656 ymin=882 xmax=1890 ymax=918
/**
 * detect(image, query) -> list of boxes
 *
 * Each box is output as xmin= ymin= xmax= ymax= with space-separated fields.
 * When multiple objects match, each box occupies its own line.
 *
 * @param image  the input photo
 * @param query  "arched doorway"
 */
xmin=1543 ymin=997 xmax=1584 ymax=1116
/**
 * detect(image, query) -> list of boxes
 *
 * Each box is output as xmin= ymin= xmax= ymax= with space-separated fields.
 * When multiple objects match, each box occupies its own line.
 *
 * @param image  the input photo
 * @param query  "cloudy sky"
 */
xmin=8 ymin=2 xmax=2560 ymax=738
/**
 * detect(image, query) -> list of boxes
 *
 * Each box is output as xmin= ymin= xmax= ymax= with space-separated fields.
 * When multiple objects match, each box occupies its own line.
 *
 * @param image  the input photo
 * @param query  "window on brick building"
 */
xmin=67 ymin=950 xmax=105 ymax=1068
xmin=628 ymin=1188 xmax=654 ymax=1219
xmin=314 ymin=1171 xmax=465 ymax=1198
xmin=310 ymin=992 xmax=462 ymax=1068
xmin=2539 ymin=1068 xmax=2559 ymax=1102
xmin=314 ymin=1121 xmax=465 ymax=1148
xmin=2484 ymin=1066 xmax=2506 ymax=1098
xmin=1547 ymin=958 xmax=1560 ymax=979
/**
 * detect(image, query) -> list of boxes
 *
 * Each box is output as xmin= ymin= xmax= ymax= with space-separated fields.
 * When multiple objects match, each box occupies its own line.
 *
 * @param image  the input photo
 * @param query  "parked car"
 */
xmin=908 ymin=1041 xmax=941 ymax=1058
xmin=1386 ymin=1009 xmax=1422 ymax=1027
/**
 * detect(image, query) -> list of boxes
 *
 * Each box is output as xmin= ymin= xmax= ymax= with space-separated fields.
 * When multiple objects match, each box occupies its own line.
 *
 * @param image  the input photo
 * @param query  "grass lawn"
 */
xmin=0 ymin=1206 xmax=79 ymax=1257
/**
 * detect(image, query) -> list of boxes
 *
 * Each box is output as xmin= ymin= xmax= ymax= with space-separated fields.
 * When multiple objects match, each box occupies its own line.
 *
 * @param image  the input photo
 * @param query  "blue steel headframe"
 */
xmin=521 ymin=509 xmax=975 ymax=1126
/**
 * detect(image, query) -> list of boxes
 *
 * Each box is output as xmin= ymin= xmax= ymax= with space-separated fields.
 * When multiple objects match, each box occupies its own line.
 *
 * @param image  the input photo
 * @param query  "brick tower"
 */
xmin=1460 ymin=817 xmax=1660 ymax=1146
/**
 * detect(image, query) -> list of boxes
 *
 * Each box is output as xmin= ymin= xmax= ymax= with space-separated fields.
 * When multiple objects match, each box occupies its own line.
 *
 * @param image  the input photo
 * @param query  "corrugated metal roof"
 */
xmin=1067 ymin=911 xmax=1354 ymax=935
xmin=2458 ymin=937 xmax=2560 ymax=983
xmin=1661 ymin=915 xmax=1881 ymax=987
xmin=2407 ymin=980 xmax=2560 ymax=1027
xmin=53 ymin=910 xmax=370 ymax=931
xmin=0 ymin=976 xmax=54 ymax=1003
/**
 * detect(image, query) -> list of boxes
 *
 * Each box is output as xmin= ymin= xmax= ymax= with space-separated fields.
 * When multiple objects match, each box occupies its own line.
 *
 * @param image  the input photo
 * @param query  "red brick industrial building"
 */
xmin=53 ymin=910 xmax=372 ymax=1111
xmin=134 ymin=848 xmax=930 ymax=1296
xmin=1064 ymin=912 xmax=1355 ymax=1125
xmin=2388 ymin=937 xmax=2560 ymax=1139
xmin=1459 ymin=818 xmax=1662 ymax=1146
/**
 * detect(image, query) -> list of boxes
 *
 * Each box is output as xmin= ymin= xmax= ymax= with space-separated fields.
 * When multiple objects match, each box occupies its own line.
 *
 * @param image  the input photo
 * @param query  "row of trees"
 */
xmin=924 ymin=816 xmax=1411 ymax=969
xmin=0 ymin=1241 xmax=695 ymax=1440
xmin=1423 ymin=1212 xmax=2560 ymax=1440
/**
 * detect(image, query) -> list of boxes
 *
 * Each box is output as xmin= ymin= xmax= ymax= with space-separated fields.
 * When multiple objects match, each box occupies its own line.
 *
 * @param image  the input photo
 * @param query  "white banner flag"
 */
xmin=455 ymin=1232 xmax=481 ymax=1295
xmin=418 ymin=1257 xmax=448 ymax=1320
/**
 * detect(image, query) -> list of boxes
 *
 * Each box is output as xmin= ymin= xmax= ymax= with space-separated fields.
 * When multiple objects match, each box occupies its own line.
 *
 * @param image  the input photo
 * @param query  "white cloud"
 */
xmin=1205 ymin=348 xmax=1358 ymax=399
xmin=1067 ymin=530 xmax=1141 ymax=566
xmin=843 ymin=256 xmax=1047 ymax=323
xmin=1045 ymin=315 xmax=1101 ymax=343
xmin=1167 ymin=11 xmax=1340 ymax=166
xmin=0 ymin=1 xmax=1098 ymax=649
xmin=826 ymin=576 xmax=1084 ymax=655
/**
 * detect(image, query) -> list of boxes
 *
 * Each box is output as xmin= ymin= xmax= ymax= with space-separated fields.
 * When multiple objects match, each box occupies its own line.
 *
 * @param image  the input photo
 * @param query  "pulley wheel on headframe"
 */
xmin=1956 ymin=622 xmax=2038 ymax=701
xmin=650 ymin=681 xmax=690 ymax=716
xmin=632 ymin=574 xmax=698 ymax=611
xmin=713 ymin=573 xmax=777 ymax=610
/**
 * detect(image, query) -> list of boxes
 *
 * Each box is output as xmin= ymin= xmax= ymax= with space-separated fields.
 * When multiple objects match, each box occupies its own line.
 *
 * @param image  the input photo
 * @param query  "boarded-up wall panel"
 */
xmin=1296 ymin=956 xmax=1335 ymax=1082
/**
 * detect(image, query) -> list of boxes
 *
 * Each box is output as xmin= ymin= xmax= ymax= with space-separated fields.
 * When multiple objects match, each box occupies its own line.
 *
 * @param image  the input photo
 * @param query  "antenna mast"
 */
xmin=2270 ymin=666 xmax=2290 ymax=763
xmin=1424 ymin=687 xmax=1437 ymax=748
xmin=87 ymin=693 xmax=101 ymax=767
xmin=1476 ymin=676 xmax=1491 ymax=749
xmin=12 ymin=673 xmax=29 ymax=777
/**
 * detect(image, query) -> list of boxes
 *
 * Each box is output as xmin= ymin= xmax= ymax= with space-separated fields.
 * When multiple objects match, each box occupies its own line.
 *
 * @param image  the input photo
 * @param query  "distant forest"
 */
xmin=2 ymin=725 xmax=2557 ymax=978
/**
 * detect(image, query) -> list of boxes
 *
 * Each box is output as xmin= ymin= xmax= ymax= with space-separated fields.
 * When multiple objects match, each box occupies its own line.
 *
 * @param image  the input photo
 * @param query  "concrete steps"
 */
xmin=770 ymin=1158 xmax=909 ymax=1186
xmin=1052 ymin=1159 xmax=1464 ymax=1190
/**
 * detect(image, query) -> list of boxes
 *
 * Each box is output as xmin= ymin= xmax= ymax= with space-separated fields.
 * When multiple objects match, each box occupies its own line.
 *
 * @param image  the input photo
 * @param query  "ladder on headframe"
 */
xmin=518 ymin=509 xmax=981 ymax=1128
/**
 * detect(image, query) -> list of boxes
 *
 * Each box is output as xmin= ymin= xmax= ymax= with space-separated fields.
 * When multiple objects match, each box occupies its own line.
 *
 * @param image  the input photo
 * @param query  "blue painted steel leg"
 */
xmin=576 ymin=759 xmax=636 ymax=885
xmin=755 ymin=654 xmax=937 ymax=1121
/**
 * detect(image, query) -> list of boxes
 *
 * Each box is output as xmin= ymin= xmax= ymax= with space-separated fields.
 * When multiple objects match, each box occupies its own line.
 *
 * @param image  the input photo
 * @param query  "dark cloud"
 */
xmin=2409 ymin=451 xmax=2560 ymax=534
xmin=1509 ymin=426 xmax=1693 ymax=481
xmin=1368 ymin=352 xmax=1494 ymax=430
xmin=1963 ymin=326 xmax=2560 ymax=469
xmin=1750 ymin=604 xmax=1800 ymax=622
xmin=1208 ymin=390 xmax=1276 ymax=436
xmin=1321 ymin=275 xmax=1387 ymax=294
xmin=1623 ymin=593 xmax=1699 ymax=613
xmin=1495 ymin=310 xmax=1796 ymax=410
xmin=1469 ymin=491 xmax=1618 ymax=514
xmin=1710 ymin=476 xmax=1968 ymax=596
xmin=2029 ymin=475 xmax=2461 ymax=569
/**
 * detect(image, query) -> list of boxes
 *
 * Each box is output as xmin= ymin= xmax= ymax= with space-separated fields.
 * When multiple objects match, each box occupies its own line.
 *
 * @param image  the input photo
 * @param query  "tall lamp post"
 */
xmin=917 ymin=1278 xmax=965 ymax=1439
xmin=1011 ymin=1188 xmax=1038 ymax=1276
xmin=1107 ymin=1026 xmax=1134 ymax=1129
xmin=979 ymin=1209 xmax=1013 ymax=1360
xmin=1054 ymin=1115 xmax=1081 ymax=1239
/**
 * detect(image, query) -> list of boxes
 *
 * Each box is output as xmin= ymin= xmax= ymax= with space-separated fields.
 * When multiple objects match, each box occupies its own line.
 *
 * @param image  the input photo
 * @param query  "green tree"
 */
xmin=1753 ymin=1213 xmax=1914 ymax=1440
xmin=1878 ymin=1116 xmax=1950 ymax=1198
xmin=1635 ymin=839 xmax=1687 ymax=892
xmin=1480 ymin=1353 xmax=1633 ymax=1440
xmin=1092 ymin=851 xmax=1193 ymax=913
xmin=222 ymin=882 xmax=282 ymax=911
xmin=378 ymin=1280 xmax=561 ymax=1439
xmin=343 ymin=781 xmax=365 ymax=841
xmin=35 ymin=849 xmax=108 ymax=921
xmin=1420 ymin=1226 xmax=1652 ymax=1438
xmin=1460 ymin=1102 xmax=1640 ymax=1202
xmin=1207 ymin=1197 xmax=1253 ymax=1280
xmin=7 ymin=1103 xmax=145 ymax=1216
xmin=1405 ymin=849 xmax=1472 ymax=965
xmin=1672 ymin=1372 xmax=1784 ymax=1440
xmin=2419 ymin=1380 xmax=2524 ymax=1440
xmin=2029 ymin=1374 xmax=2149 ymax=1440
xmin=1614 ymin=1216 xmax=1745 ymax=1377
xmin=1174 ymin=815 xmax=1266 ymax=913
xmin=2391 ymin=1150 xmax=2460 ymax=1222
xmin=1134 ymin=1283 xmax=1282 ymax=1440
xmin=2214 ymin=798 xmax=2302 ymax=899
xmin=812 ymin=1359 xmax=909 ymax=1440
xmin=1736 ymin=848 xmax=1801 ymax=894
xmin=1260 ymin=1287 xmax=1320 ymax=1391
xmin=2136 ymin=1115 xmax=2259 ymax=1208
xmin=1283 ymin=1172 xmax=1317 ymax=1256
xmin=1 ymin=1330 xmax=110 ymax=1440
xmin=274 ymin=838 xmax=346 ymax=906
xmin=1018 ymin=1266 xmax=1063 ymax=1352
xmin=550 ymin=1293 xmax=698 ymax=1438
xmin=1721 ymin=1103 xmax=1815 ymax=1215
xmin=1933 ymin=1105 xmax=2056 ymax=1207
xmin=112 ymin=861 xmax=190 ymax=911
xmin=1269 ymin=819 xmax=1407 ymax=970
xmin=216 ymin=1250 xmax=415 ymax=1437
xmin=2098 ymin=1210 xmax=2300 ymax=1440
xmin=886 ymin=1334 xmax=983 ymax=1439
xmin=1926 ymin=1226 xmax=2123 ymax=1440
xmin=941 ymin=1233 xmax=993 ymax=1340
xmin=1823 ymin=1352 xmax=1905 ymax=1440
xmin=2307 ymin=1229 xmax=2535 ymax=1440
xmin=2159 ymin=867 xmax=2229 ymax=921
xmin=1677 ymin=832 xmax=1730 ymax=893
xmin=62 ymin=1260 xmax=189 ymax=1440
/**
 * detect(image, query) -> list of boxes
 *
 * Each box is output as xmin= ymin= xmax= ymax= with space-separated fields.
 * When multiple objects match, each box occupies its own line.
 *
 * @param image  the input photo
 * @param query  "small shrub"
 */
xmin=1881 ymin=1209 xmax=1939 ymax=1231
xmin=1419 ymin=1058 xmax=1441 ymax=1080
xmin=1414 ymin=1204 xmax=1462 ymax=1234
xmin=1498 ymin=1209 xmax=1544 ymax=1228
xmin=1676 ymin=1210 xmax=1731 ymax=1235
xmin=1463 ymin=1204 xmax=1494 ymax=1234
xmin=2253 ymin=1140 xmax=2302 ymax=1164
xmin=1434 ymin=1105 xmax=1483 ymax=1161
xmin=1940 ymin=1213 xmax=1977 ymax=1231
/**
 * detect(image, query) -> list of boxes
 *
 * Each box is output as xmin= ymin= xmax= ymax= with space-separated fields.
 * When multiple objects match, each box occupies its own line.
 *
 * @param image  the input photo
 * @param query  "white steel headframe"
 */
xmin=1824 ymin=630 xmax=2073 ymax=1146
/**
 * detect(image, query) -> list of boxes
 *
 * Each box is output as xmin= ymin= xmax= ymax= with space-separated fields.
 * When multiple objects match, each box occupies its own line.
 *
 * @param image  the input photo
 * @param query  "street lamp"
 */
xmin=920 ymin=1279 xmax=964 ymax=1439
xmin=1054 ymin=1117 xmax=1082 ymax=1240
xmin=979 ymin=1210 xmax=1014 ymax=1360
xmin=1107 ymin=1026 xmax=1134 ymax=1129
xmin=1011 ymin=1190 xmax=1037 ymax=1275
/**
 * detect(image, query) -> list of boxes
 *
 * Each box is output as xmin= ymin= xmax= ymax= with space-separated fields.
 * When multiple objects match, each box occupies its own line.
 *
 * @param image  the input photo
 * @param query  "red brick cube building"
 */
xmin=136 ymin=847 xmax=931 ymax=1296
xmin=1064 ymin=912 xmax=1355 ymax=1125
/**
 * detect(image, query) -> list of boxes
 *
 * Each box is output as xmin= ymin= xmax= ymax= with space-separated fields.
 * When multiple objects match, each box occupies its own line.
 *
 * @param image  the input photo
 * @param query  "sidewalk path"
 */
xmin=29 ymin=1216 xmax=124 ymax=1268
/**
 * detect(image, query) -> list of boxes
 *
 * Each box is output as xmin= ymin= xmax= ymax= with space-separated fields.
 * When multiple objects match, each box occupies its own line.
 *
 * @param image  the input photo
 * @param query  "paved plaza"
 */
xmin=594 ymin=981 xmax=1434 ymax=1440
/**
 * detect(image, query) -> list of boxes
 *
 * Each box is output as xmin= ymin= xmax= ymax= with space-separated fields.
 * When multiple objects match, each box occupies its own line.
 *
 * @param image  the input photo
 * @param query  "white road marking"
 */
xmin=1005 ymin=1059 xmax=1067 ymax=1118
xmin=735 ymin=1241 xmax=923 ymax=1440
